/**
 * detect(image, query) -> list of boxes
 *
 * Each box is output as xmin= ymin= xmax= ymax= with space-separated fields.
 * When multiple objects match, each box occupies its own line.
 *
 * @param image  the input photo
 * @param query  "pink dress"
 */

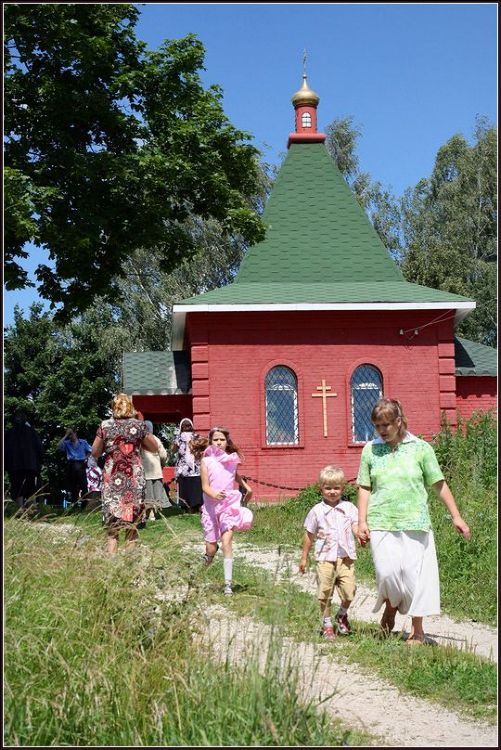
xmin=201 ymin=445 xmax=253 ymax=542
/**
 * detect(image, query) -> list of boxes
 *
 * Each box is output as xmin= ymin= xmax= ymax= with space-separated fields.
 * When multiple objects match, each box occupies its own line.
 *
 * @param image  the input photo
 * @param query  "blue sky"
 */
xmin=4 ymin=2 xmax=497 ymax=326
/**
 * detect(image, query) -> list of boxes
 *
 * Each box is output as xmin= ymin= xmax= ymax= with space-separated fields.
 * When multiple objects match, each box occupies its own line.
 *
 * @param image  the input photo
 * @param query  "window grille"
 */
xmin=351 ymin=365 xmax=383 ymax=443
xmin=265 ymin=366 xmax=299 ymax=445
xmin=301 ymin=112 xmax=312 ymax=128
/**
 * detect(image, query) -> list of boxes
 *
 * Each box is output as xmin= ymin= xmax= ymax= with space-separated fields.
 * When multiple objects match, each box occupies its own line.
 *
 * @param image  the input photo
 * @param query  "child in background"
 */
xmin=191 ymin=427 xmax=253 ymax=597
xmin=299 ymin=465 xmax=359 ymax=640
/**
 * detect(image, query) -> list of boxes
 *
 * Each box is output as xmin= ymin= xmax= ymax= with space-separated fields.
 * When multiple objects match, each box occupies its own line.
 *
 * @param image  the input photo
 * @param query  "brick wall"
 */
xmin=186 ymin=309 xmax=456 ymax=501
xmin=456 ymin=376 xmax=497 ymax=420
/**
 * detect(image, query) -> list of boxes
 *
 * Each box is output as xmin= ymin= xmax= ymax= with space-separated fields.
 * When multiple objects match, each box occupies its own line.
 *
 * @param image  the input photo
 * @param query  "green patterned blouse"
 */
xmin=356 ymin=433 xmax=444 ymax=531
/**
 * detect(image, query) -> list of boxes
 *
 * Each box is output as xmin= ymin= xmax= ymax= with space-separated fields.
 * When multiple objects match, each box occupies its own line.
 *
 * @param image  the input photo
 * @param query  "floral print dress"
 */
xmin=96 ymin=417 xmax=148 ymax=523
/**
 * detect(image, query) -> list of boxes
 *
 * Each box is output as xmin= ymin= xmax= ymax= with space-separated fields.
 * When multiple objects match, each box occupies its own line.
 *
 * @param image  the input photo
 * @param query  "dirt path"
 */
xmin=233 ymin=542 xmax=498 ymax=663
xmin=198 ymin=604 xmax=497 ymax=748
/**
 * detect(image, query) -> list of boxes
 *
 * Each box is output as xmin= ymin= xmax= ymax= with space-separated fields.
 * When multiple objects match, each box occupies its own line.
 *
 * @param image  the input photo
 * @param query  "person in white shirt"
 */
xmin=299 ymin=465 xmax=360 ymax=640
xmin=140 ymin=421 xmax=171 ymax=520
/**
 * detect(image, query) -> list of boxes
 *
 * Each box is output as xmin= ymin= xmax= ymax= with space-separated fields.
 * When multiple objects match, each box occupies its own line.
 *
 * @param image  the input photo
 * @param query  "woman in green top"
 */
xmin=357 ymin=398 xmax=470 ymax=645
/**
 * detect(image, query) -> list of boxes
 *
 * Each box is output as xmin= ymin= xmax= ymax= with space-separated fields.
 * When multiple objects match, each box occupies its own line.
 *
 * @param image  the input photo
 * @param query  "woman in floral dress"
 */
xmin=92 ymin=393 xmax=157 ymax=554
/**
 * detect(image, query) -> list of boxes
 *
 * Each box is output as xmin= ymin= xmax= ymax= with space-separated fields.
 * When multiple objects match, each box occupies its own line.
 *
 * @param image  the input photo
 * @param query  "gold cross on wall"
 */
xmin=311 ymin=379 xmax=338 ymax=437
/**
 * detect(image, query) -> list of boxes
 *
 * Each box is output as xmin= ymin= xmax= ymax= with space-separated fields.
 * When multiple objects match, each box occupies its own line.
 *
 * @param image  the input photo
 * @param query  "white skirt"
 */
xmin=369 ymin=530 xmax=441 ymax=617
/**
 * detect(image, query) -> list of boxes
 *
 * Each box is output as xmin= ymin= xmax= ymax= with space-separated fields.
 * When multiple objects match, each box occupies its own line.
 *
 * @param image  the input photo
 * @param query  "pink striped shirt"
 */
xmin=304 ymin=500 xmax=358 ymax=561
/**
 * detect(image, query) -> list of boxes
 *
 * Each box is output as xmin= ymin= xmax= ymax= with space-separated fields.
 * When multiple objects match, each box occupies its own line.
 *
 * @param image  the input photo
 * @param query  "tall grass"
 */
xmin=4 ymin=516 xmax=372 ymax=746
xmin=429 ymin=411 xmax=497 ymax=624
xmin=245 ymin=413 xmax=497 ymax=625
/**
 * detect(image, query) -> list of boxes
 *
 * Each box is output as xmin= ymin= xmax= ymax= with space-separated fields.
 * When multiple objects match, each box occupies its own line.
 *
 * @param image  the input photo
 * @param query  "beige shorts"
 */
xmin=316 ymin=558 xmax=356 ymax=604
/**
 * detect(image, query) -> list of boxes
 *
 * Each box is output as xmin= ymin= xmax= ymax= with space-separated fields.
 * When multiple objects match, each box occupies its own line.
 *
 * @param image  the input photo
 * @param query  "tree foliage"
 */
xmin=4 ymin=4 xmax=265 ymax=321
xmin=400 ymin=117 xmax=497 ymax=346
xmin=4 ymin=303 xmax=121 ymax=500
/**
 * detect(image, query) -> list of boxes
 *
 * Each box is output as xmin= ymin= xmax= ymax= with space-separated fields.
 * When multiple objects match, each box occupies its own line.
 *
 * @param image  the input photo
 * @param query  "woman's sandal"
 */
xmin=406 ymin=634 xmax=425 ymax=646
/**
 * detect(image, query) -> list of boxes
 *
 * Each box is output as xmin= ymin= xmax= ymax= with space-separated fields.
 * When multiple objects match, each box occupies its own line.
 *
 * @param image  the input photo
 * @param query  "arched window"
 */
xmin=265 ymin=366 xmax=299 ymax=445
xmin=351 ymin=365 xmax=383 ymax=443
xmin=301 ymin=112 xmax=312 ymax=128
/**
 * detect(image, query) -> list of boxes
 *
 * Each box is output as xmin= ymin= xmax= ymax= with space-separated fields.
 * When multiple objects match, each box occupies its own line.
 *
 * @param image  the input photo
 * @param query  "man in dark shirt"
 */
xmin=58 ymin=428 xmax=92 ymax=506
xmin=4 ymin=411 xmax=44 ymax=508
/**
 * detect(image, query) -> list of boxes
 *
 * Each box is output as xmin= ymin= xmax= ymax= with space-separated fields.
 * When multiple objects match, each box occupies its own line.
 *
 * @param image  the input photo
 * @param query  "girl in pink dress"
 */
xmin=192 ymin=427 xmax=253 ymax=596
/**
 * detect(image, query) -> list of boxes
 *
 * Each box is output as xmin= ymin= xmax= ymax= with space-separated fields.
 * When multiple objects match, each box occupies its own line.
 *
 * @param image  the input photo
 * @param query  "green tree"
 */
xmin=401 ymin=117 xmax=497 ymax=346
xmin=105 ymin=158 xmax=274 ymax=351
xmin=5 ymin=4 xmax=265 ymax=321
xmin=4 ymin=303 xmax=122 ymax=501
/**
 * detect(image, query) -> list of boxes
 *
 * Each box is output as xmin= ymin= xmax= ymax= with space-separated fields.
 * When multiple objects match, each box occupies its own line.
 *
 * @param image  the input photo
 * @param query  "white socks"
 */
xmin=323 ymin=616 xmax=333 ymax=627
xmin=223 ymin=557 xmax=233 ymax=584
xmin=337 ymin=607 xmax=348 ymax=617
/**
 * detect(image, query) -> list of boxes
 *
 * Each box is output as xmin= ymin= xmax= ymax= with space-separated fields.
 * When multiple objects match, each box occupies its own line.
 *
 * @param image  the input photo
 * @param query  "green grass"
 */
xmin=4 ymin=515 xmax=375 ymax=747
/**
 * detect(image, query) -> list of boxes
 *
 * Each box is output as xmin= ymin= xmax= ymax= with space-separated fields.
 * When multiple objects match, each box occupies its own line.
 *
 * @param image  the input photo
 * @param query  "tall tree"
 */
xmin=4 ymin=4 xmax=265 ymax=321
xmin=401 ymin=117 xmax=497 ymax=346
xmin=4 ymin=303 xmax=122 ymax=500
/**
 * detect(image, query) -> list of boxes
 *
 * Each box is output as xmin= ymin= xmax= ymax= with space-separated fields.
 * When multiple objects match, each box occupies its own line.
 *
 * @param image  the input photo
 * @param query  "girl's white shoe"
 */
xmin=223 ymin=582 xmax=233 ymax=597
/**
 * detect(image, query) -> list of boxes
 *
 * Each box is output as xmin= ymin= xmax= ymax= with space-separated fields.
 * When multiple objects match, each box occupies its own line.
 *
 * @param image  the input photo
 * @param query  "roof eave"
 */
xmin=171 ymin=301 xmax=476 ymax=351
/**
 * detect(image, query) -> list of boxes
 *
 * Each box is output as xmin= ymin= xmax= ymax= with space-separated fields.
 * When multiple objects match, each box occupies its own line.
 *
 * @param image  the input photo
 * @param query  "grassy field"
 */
xmin=4 ymin=413 xmax=497 ymax=745
xmin=4 ymin=514 xmax=376 ymax=747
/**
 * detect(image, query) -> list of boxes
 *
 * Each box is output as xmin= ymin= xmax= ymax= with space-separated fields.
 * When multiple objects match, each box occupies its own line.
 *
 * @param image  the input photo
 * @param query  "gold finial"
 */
xmin=292 ymin=51 xmax=320 ymax=107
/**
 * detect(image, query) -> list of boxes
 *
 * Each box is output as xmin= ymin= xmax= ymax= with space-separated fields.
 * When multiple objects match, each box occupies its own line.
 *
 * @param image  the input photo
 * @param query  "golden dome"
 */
xmin=291 ymin=74 xmax=320 ymax=107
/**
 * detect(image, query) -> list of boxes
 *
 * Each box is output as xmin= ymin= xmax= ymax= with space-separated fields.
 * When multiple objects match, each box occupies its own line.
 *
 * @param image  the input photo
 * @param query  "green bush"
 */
xmin=432 ymin=411 xmax=497 ymax=492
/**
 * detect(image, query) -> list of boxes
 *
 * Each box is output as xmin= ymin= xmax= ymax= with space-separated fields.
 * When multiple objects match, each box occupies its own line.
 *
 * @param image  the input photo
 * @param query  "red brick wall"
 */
xmin=185 ymin=309 xmax=457 ymax=501
xmin=456 ymin=376 xmax=497 ymax=420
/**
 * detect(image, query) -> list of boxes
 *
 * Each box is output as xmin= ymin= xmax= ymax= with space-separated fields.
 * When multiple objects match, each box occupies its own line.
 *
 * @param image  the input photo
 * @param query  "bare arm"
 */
xmin=201 ymin=459 xmax=225 ymax=500
xmin=141 ymin=433 xmax=158 ymax=453
xmin=58 ymin=429 xmax=71 ymax=449
xmin=299 ymin=531 xmax=314 ymax=573
xmin=235 ymin=471 xmax=253 ymax=502
xmin=357 ymin=485 xmax=371 ymax=542
xmin=91 ymin=436 xmax=104 ymax=459
xmin=432 ymin=480 xmax=471 ymax=539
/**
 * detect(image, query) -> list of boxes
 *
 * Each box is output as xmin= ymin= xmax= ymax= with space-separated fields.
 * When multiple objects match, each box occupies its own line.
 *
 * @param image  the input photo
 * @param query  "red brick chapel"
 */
xmin=124 ymin=74 xmax=497 ymax=500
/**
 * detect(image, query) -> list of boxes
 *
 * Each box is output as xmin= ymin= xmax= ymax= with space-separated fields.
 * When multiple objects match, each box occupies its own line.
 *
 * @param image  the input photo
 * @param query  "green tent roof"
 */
xmin=178 ymin=143 xmax=474 ymax=309
xmin=455 ymin=337 xmax=497 ymax=376
xmin=236 ymin=143 xmax=404 ymax=284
